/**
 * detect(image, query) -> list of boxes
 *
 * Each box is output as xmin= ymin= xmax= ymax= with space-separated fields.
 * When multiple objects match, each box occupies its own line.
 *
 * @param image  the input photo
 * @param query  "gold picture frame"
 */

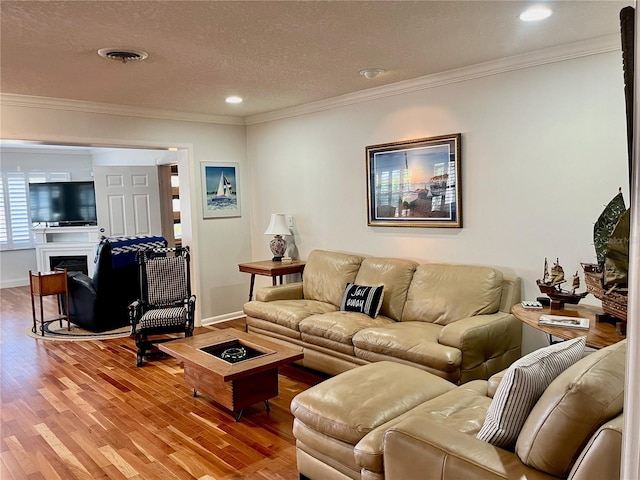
xmin=366 ymin=133 xmax=462 ymax=228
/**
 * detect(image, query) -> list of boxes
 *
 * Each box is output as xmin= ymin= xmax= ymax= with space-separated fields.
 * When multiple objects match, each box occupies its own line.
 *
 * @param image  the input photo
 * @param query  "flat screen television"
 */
xmin=29 ymin=181 xmax=98 ymax=226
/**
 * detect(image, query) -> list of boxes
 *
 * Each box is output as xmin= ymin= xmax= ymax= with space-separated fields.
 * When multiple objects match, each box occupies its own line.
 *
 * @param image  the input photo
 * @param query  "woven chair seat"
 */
xmin=139 ymin=306 xmax=186 ymax=330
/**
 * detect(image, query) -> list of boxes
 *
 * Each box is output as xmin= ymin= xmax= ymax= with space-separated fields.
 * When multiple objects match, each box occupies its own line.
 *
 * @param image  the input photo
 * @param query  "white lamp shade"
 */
xmin=264 ymin=213 xmax=290 ymax=236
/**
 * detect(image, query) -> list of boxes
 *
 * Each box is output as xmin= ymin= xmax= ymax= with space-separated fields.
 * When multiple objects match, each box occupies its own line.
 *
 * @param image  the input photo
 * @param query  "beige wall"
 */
xmin=246 ymin=51 xmax=629 ymax=353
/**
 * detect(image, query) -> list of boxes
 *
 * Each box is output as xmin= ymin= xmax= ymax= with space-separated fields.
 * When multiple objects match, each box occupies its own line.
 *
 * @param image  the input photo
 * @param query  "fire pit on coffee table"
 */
xmin=200 ymin=340 xmax=268 ymax=363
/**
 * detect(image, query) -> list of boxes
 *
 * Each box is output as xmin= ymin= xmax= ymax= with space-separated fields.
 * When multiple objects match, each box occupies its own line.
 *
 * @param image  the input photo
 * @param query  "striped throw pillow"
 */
xmin=339 ymin=283 xmax=384 ymax=318
xmin=476 ymin=336 xmax=586 ymax=449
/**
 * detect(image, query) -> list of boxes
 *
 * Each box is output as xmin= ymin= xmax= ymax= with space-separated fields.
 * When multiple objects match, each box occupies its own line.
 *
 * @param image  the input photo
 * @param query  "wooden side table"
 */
xmin=238 ymin=260 xmax=306 ymax=301
xmin=29 ymin=269 xmax=70 ymax=336
xmin=511 ymin=303 xmax=625 ymax=349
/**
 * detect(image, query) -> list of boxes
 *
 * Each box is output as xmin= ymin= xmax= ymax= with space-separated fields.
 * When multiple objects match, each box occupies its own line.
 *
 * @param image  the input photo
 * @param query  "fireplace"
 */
xmin=49 ymin=256 xmax=89 ymax=275
xmin=33 ymin=226 xmax=100 ymax=277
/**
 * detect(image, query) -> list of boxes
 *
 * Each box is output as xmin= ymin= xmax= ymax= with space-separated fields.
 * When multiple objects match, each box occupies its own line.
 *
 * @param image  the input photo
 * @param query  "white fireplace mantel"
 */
xmin=33 ymin=226 xmax=101 ymax=277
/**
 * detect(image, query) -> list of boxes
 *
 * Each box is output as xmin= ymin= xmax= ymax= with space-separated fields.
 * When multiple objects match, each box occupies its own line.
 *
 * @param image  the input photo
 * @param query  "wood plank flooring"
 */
xmin=1 ymin=286 xmax=326 ymax=479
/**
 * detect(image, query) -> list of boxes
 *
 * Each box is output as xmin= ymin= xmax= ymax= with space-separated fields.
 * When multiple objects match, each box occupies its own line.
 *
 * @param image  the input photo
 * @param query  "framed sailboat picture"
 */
xmin=201 ymin=162 xmax=241 ymax=218
xmin=366 ymin=134 xmax=462 ymax=228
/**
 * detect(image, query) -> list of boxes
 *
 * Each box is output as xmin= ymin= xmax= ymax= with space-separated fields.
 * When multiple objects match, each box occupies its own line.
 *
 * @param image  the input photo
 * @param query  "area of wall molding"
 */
xmin=0 ymin=34 xmax=619 ymax=127
xmin=0 ymin=93 xmax=246 ymax=126
xmin=245 ymin=34 xmax=620 ymax=125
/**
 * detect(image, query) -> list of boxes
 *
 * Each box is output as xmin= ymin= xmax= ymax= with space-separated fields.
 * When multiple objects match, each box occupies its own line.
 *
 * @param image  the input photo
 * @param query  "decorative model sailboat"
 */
xmin=537 ymin=258 xmax=588 ymax=309
xmin=581 ymin=189 xmax=629 ymax=323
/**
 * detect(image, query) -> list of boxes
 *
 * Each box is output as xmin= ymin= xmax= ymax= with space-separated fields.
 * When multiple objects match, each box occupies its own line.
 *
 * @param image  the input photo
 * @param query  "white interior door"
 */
xmin=93 ymin=165 xmax=161 ymax=237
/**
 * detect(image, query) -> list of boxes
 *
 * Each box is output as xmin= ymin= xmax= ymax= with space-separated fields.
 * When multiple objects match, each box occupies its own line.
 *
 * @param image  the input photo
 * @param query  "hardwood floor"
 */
xmin=1 ymin=286 xmax=325 ymax=479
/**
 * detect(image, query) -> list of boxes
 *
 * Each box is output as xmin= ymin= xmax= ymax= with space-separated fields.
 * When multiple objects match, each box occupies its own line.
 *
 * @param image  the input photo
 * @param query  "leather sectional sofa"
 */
xmin=290 ymin=339 xmax=626 ymax=480
xmin=244 ymin=249 xmax=522 ymax=384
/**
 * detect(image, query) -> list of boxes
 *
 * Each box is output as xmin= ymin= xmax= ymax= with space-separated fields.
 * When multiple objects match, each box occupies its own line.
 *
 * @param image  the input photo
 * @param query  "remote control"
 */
xmin=521 ymin=300 xmax=543 ymax=309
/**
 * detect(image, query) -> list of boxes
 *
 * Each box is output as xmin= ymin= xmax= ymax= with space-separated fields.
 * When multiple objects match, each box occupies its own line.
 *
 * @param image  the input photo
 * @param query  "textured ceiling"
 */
xmin=0 ymin=1 xmax=633 ymax=119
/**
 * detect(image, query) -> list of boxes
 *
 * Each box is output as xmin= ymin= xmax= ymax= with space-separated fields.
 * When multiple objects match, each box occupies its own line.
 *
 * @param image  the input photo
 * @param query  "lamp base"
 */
xmin=269 ymin=235 xmax=286 ymax=262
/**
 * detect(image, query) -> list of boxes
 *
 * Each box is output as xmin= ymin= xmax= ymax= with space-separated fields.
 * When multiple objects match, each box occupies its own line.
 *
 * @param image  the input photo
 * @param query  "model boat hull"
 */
xmin=537 ymin=280 xmax=588 ymax=308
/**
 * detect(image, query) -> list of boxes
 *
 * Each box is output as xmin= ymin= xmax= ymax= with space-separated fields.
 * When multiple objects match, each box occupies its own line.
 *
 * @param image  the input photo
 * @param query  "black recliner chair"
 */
xmin=63 ymin=235 xmax=167 ymax=332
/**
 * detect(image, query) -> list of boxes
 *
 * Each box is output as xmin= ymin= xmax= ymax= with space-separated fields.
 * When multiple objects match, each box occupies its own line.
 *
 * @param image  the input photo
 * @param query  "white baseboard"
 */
xmin=1 ymin=279 xmax=29 ymax=289
xmin=200 ymin=310 xmax=245 ymax=326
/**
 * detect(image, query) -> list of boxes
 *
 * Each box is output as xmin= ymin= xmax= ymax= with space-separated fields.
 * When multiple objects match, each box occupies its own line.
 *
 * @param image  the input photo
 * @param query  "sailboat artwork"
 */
xmin=202 ymin=163 xmax=241 ymax=218
xmin=213 ymin=172 xmax=233 ymax=200
xmin=536 ymin=257 xmax=588 ymax=309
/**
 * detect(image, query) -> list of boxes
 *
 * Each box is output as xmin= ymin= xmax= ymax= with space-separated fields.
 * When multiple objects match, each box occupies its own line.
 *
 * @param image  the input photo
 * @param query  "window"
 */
xmin=0 ymin=172 xmax=70 ymax=250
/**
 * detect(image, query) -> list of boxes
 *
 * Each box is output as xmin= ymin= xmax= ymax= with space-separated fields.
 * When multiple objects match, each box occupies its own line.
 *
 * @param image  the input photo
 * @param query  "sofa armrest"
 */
xmin=487 ymin=369 xmax=507 ymax=398
xmin=438 ymin=312 xmax=521 ymax=380
xmin=68 ymin=271 xmax=97 ymax=295
xmin=66 ymin=272 xmax=97 ymax=311
xmin=568 ymin=413 xmax=623 ymax=480
xmin=383 ymin=417 xmax=556 ymax=480
xmin=255 ymin=282 xmax=303 ymax=302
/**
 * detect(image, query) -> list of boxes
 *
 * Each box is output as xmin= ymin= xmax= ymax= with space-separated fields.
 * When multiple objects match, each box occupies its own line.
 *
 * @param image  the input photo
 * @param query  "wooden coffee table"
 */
xmin=159 ymin=328 xmax=303 ymax=421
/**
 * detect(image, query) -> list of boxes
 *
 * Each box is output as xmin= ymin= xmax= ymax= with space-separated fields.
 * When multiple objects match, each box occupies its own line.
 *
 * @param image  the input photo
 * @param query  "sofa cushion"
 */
xmin=300 ymin=311 xmax=394 ymax=355
xmin=516 ymin=339 xmax=626 ymax=477
xmin=476 ymin=336 xmax=586 ymax=449
xmin=355 ymin=380 xmax=491 ymax=473
xmin=243 ymin=299 xmax=337 ymax=331
xmin=354 ymin=257 xmax=417 ymax=321
xmin=353 ymin=321 xmax=461 ymax=374
xmin=291 ymin=361 xmax=455 ymax=446
xmin=339 ymin=283 xmax=384 ymax=318
xmin=302 ymin=250 xmax=364 ymax=307
xmin=402 ymin=264 xmax=503 ymax=325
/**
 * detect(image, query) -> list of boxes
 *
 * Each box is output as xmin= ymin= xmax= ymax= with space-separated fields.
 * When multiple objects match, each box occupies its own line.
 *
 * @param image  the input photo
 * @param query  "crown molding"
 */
xmin=0 ymin=94 xmax=246 ymax=126
xmin=0 ymin=35 xmax=620 ymax=128
xmin=244 ymin=34 xmax=621 ymax=125
xmin=0 ymin=146 xmax=93 ymax=155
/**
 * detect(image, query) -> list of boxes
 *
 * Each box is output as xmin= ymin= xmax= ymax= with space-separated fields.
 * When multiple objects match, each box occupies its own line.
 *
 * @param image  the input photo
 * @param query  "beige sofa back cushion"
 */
xmin=303 ymin=250 xmax=364 ymax=307
xmin=402 ymin=264 xmax=503 ymax=325
xmin=516 ymin=340 xmax=626 ymax=477
xmin=354 ymin=257 xmax=417 ymax=321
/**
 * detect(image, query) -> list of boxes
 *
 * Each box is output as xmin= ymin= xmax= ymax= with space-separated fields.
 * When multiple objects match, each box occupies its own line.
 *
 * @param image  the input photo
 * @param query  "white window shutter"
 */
xmin=0 ymin=178 xmax=7 ymax=245
xmin=0 ymin=172 xmax=73 ymax=250
xmin=7 ymin=173 xmax=30 ymax=245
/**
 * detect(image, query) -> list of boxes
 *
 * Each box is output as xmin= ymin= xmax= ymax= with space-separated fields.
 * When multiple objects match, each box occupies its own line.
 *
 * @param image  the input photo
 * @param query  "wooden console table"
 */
xmin=511 ymin=303 xmax=625 ymax=349
xmin=238 ymin=260 xmax=306 ymax=301
xmin=29 ymin=269 xmax=70 ymax=336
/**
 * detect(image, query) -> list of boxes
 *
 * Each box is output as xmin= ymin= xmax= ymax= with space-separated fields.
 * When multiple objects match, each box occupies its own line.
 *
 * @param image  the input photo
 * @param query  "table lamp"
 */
xmin=264 ymin=213 xmax=290 ymax=261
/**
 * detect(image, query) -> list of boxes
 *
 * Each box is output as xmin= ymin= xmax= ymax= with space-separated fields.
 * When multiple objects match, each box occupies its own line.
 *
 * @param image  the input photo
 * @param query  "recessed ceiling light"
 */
xmin=519 ymin=6 xmax=552 ymax=22
xmin=359 ymin=68 xmax=385 ymax=79
xmin=225 ymin=96 xmax=243 ymax=104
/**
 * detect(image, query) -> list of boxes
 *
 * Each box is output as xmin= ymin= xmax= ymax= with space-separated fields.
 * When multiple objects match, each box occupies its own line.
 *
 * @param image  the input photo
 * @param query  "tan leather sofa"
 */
xmin=244 ymin=249 xmax=521 ymax=383
xmin=291 ymin=339 xmax=626 ymax=480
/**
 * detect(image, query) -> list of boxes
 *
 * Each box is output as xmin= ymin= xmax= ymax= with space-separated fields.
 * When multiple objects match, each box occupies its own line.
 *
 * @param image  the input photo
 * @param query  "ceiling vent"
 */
xmin=97 ymin=48 xmax=148 ymax=63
